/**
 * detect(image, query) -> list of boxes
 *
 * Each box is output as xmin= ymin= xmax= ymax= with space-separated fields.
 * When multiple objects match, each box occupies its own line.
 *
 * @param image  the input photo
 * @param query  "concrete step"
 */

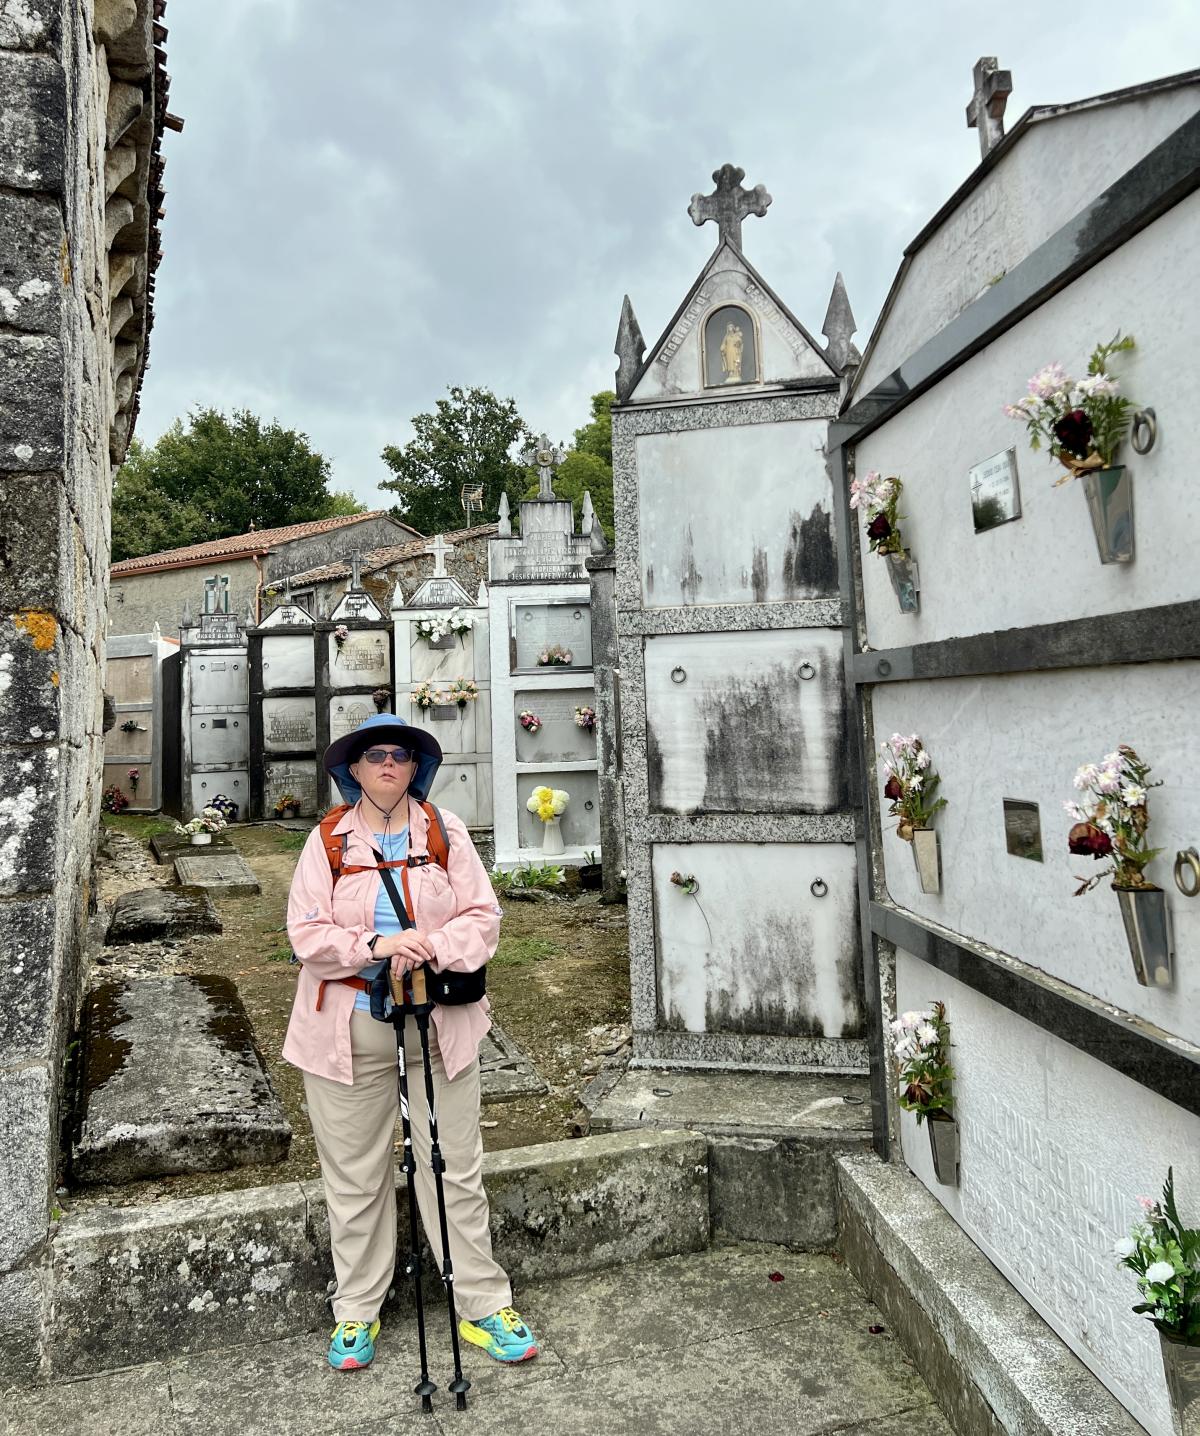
xmin=588 ymin=1066 xmax=875 ymax=1248
xmin=72 ymin=975 xmax=291 ymax=1184
xmin=48 ymin=1129 xmax=709 ymax=1380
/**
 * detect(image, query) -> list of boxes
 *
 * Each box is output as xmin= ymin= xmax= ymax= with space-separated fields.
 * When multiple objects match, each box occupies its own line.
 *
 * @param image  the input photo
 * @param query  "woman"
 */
xmin=283 ymin=712 xmax=538 ymax=1371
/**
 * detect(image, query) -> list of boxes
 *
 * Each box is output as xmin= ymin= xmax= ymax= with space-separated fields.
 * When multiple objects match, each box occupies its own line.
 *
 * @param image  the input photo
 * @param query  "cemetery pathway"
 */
xmin=82 ymin=820 xmax=630 ymax=1208
xmin=3 ymin=1243 xmax=950 ymax=1436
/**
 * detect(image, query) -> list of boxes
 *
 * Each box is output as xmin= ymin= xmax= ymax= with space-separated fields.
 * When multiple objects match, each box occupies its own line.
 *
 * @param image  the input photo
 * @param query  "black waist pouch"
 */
xmin=367 ymin=961 xmax=485 ymax=1018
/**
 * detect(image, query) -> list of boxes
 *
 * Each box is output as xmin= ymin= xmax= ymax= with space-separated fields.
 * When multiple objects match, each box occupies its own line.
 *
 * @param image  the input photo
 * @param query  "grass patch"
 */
xmin=265 ymin=946 xmax=295 ymax=963
xmin=274 ymin=830 xmax=309 ymax=851
xmin=494 ymin=934 xmax=563 ymax=967
xmin=102 ymin=813 xmax=178 ymax=839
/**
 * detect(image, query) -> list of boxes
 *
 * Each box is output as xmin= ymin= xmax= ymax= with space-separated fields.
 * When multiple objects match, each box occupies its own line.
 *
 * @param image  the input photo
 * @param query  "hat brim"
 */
xmin=323 ymin=715 xmax=442 ymax=806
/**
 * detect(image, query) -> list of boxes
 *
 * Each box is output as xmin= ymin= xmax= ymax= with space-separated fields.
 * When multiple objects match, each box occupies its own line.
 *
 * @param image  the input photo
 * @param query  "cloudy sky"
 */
xmin=140 ymin=0 xmax=1196 ymax=509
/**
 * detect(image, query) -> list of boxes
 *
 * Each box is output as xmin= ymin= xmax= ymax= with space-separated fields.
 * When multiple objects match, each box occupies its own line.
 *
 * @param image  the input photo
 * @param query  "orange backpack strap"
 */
xmin=419 ymin=800 xmax=451 ymax=870
xmin=319 ymin=804 xmax=352 ymax=885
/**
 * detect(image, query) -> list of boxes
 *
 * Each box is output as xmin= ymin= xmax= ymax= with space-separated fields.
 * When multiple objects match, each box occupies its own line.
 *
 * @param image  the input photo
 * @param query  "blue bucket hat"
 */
xmin=323 ymin=713 xmax=442 ymax=806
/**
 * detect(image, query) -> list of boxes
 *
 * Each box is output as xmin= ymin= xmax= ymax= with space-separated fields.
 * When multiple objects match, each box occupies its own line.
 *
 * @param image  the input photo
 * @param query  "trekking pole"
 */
xmin=411 ymin=967 xmax=472 ymax=1412
xmin=391 ymin=983 xmax=437 ymax=1414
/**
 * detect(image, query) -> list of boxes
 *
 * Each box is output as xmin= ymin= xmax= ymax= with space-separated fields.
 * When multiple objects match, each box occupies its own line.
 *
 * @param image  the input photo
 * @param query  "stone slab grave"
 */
xmin=73 ymin=976 xmax=291 ymax=1184
xmin=150 ymin=830 xmax=234 ymax=864
xmin=106 ymin=888 xmax=222 ymax=945
xmin=478 ymin=1024 xmax=547 ymax=1102
xmin=173 ymin=851 xmax=261 ymax=897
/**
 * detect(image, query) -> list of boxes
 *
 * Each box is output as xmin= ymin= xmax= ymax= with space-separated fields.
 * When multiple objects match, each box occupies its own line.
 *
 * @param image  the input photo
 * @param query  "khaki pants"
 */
xmin=303 ymin=1010 xmax=512 ymax=1324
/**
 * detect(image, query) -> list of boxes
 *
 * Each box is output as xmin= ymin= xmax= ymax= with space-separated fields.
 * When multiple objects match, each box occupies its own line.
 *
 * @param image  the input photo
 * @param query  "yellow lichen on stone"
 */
xmin=51 ymin=672 xmax=60 ymax=686
xmin=14 ymin=611 xmax=58 ymax=651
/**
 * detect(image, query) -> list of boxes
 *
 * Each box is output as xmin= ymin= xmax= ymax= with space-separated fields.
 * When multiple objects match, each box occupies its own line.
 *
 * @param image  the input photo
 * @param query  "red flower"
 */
xmin=1068 ymin=822 xmax=1112 ymax=858
xmin=883 ymin=775 xmax=903 ymax=800
xmin=1054 ymin=408 xmax=1094 ymax=461
xmin=866 ymin=513 xmax=892 ymax=541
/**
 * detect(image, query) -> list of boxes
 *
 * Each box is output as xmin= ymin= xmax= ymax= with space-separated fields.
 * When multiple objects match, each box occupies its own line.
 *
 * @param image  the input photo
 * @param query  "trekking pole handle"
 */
xmin=410 ymin=966 xmax=429 ymax=1006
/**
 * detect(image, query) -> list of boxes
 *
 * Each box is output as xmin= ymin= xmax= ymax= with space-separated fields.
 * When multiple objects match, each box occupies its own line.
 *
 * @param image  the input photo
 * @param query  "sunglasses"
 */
xmin=358 ymin=746 xmax=417 ymax=765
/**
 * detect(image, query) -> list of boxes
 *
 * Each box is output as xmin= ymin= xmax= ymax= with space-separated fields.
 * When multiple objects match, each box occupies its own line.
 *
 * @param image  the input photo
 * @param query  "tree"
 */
xmin=381 ymin=386 xmax=531 ymax=535
xmin=110 ymin=408 xmax=350 ymax=561
xmin=519 ymin=391 xmax=615 ymax=542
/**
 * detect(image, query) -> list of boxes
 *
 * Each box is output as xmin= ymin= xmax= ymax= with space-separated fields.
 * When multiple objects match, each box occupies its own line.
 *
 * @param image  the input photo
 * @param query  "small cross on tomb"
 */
xmin=424 ymin=533 xmax=452 ymax=577
xmin=520 ymin=434 xmax=566 ymax=500
xmin=688 ymin=164 xmax=772 ymax=250
xmin=350 ymin=549 xmax=363 ymax=591
xmin=966 ymin=57 xmax=1013 ymax=160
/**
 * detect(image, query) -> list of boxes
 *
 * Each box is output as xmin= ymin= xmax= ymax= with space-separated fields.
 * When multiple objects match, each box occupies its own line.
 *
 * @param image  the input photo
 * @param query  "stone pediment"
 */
xmin=330 ymin=589 xmax=384 ymax=622
xmin=629 ymin=242 xmax=836 ymax=403
xmin=258 ymin=600 xmax=314 ymax=628
xmin=408 ymin=574 xmax=475 ymax=608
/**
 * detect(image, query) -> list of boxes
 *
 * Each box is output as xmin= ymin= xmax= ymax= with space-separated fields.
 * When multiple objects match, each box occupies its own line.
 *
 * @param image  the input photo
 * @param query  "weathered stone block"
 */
xmin=0 ymin=740 xmax=59 ymax=895
xmin=709 ymin=1132 xmax=870 ymax=1249
xmin=150 ymin=830 xmax=233 ymax=864
xmin=0 ymin=0 xmax=61 ymax=50
xmin=0 ymin=476 xmax=70 ymax=612
xmin=0 ymin=332 xmax=64 ymax=472
xmin=49 ymin=1183 xmax=319 ymax=1379
xmin=0 ymin=1064 xmax=53 ymax=1268
xmin=0 ymin=52 xmax=65 ymax=194
xmin=173 ymin=851 xmax=261 ymax=896
xmin=0 ymin=604 xmax=64 ymax=746
xmin=0 ymin=192 xmax=62 ymax=334
xmin=74 ymin=976 xmax=292 ymax=1183
xmin=0 ymin=894 xmax=58 ymax=1060
xmin=0 ymin=1263 xmax=48 ymax=1387
xmin=105 ymin=886 xmax=222 ymax=944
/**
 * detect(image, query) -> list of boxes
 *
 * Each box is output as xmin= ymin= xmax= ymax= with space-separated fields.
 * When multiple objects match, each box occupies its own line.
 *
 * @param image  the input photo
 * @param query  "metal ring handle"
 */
xmin=1131 ymin=407 xmax=1157 ymax=455
xmin=799 ymin=662 xmax=816 ymax=681
xmin=810 ymin=878 xmax=828 ymax=898
xmin=670 ymin=666 xmax=687 ymax=684
xmin=876 ymin=659 xmax=892 ymax=678
xmin=1174 ymin=847 xmax=1200 ymax=898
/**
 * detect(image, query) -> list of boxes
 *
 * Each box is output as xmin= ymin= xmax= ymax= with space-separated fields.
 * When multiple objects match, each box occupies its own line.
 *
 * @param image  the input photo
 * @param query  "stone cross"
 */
xmin=688 ymin=164 xmax=772 ymax=249
xmin=424 ymin=533 xmax=451 ymax=577
xmin=520 ymin=434 xmax=566 ymax=500
xmin=350 ymin=549 xmax=363 ymax=590
xmin=966 ymin=57 xmax=1013 ymax=160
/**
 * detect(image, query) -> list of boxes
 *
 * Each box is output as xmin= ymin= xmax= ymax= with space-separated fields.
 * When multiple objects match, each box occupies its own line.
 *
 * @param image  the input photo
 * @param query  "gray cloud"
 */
xmin=140 ymin=0 xmax=1197 ymax=506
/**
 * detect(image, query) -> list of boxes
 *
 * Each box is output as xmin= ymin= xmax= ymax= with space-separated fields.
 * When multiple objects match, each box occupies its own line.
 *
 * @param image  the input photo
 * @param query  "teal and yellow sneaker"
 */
xmin=328 ymin=1318 xmax=381 ymax=1371
xmin=459 ymin=1307 xmax=539 ymax=1363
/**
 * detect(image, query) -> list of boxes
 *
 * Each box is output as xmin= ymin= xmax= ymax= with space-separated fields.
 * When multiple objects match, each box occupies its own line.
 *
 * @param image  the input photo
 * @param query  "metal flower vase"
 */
xmin=927 ymin=1115 xmax=959 ymax=1187
xmin=1117 ymin=887 xmax=1174 ymax=988
xmin=1160 ymin=1333 xmax=1200 ymax=1436
xmin=1081 ymin=466 xmax=1134 ymax=564
xmin=885 ymin=550 xmax=920 ymax=614
xmin=542 ymin=817 xmax=565 ymax=857
xmin=911 ymin=828 xmax=941 ymax=895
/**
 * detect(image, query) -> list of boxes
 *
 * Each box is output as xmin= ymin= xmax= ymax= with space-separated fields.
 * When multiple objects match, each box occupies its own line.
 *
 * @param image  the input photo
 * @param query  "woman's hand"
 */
xmin=373 ymin=929 xmax=435 ymax=977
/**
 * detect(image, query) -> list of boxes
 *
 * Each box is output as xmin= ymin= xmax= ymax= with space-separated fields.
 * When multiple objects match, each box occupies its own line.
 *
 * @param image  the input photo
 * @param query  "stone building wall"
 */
xmin=0 ymin=0 xmax=169 ymax=1380
xmin=108 ymin=555 xmax=260 ymax=635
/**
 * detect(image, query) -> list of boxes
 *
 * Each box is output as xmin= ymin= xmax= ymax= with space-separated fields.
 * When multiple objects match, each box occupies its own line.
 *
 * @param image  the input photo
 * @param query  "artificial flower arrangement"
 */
xmin=175 ymin=806 xmax=228 ymax=836
xmin=574 ymin=706 xmax=596 ymax=731
xmin=526 ymin=786 xmax=569 ymax=823
xmin=333 ymin=623 xmax=350 ymax=649
xmin=1005 ymin=334 xmax=1137 ymax=485
xmin=273 ymin=793 xmax=299 ymax=817
xmin=1067 ymin=745 xmax=1161 ymax=894
xmin=881 ymin=734 xmax=946 ymax=894
xmin=127 ymin=767 xmax=140 ymax=792
xmin=536 ymin=644 xmax=573 ymax=667
xmin=372 ymin=685 xmax=391 ymax=712
xmin=410 ymin=680 xmax=439 ymax=710
xmin=519 ymin=710 xmax=542 ymax=734
xmin=209 ymin=793 xmax=239 ymax=822
xmin=670 ymin=870 xmax=712 ymax=941
xmin=1116 ymin=1171 xmax=1200 ymax=1344
xmin=101 ymin=784 xmax=128 ymax=814
xmin=891 ymin=1001 xmax=959 ymax=1184
xmin=414 ymin=609 xmax=473 ymax=645
xmin=849 ymin=471 xmax=908 ymax=557
xmin=448 ymin=678 xmax=479 ymax=708
xmin=119 ymin=719 xmax=143 ymax=733
xmin=1068 ymin=745 xmax=1172 ymax=987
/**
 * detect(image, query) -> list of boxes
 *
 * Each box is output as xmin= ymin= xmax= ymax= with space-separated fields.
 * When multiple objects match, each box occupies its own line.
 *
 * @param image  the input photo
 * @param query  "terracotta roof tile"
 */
xmin=284 ymin=524 xmax=498 ymax=588
xmin=111 ymin=511 xmax=417 ymax=575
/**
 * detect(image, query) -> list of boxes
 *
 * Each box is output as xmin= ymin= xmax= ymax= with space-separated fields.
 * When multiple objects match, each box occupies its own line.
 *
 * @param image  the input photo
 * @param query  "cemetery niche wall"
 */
xmin=102 ymin=628 xmax=176 ymax=813
xmin=834 ymin=73 xmax=1200 ymax=1436
xmin=608 ymin=165 xmax=866 ymax=1074
xmin=393 ymin=537 xmax=492 ymax=830
xmin=179 ymin=606 xmax=251 ymax=822
xmin=489 ymin=442 xmax=600 ymax=869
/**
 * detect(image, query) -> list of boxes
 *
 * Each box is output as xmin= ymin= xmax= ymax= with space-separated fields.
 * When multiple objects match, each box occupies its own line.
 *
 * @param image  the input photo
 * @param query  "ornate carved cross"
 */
xmin=966 ymin=57 xmax=1013 ymax=160
xmin=520 ymin=433 xmax=566 ymax=500
xmin=424 ymin=533 xmax=451 ymax=577
xmin=688 ymin=164 xmax=772 ymax=249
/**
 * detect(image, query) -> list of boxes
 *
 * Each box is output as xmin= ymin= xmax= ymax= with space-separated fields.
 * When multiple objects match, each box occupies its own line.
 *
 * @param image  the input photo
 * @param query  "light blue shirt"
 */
xmin=354 ymin=828 xmax=409 ymax=1014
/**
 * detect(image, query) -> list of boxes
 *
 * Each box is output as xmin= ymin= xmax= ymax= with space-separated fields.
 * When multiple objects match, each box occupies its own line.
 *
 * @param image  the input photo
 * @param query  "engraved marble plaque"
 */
xmin=263 ymin=696 xmax=317 ymax=753
xmin=970 ymin=447 xmax=1022 ymax=532
xmin=1003 ymin=798 xmax=1043 ymax=861
xmin=516 ymin=770 xmax=601 ymax=851
xmin=512 ymin=602 xmax=592 ymax=671
xmin=200 ymin=612 xmax=240 ymax=642
xmin=329 ymin=630 xmax=390 ymax=688
xmin=514 ymin=688 xmax=596 ymax=763
xmin=330 ymin=696 xmax=376 ymax=744
xmin=265 ymin=759 xmax=318 ymax=816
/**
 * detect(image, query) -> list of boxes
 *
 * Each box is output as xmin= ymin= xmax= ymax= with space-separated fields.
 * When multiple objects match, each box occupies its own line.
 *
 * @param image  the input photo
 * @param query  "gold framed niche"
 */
xmin=702 ymin=303 xmax=760 ymax=387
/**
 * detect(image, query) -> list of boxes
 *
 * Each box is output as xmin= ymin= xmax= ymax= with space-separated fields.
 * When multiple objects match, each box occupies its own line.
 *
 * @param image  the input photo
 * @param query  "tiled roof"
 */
xmin=284 ymin=524 xmax=499 ymax=588
xmin=111 ymin=511 xmax=416 ymax=575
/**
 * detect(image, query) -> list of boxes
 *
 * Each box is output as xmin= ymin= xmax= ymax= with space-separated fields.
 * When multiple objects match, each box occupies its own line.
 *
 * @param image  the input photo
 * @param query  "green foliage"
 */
xmin=492 ymin=862 xmax=566 ymax=890
xmin=1118 ymin=1168 xmax=1200 ymax=1341
xmin=892 ymin=1001 xmax=955 ymax=1124
xmin=381 ymin=385 xmax=531 ymax=535
xmin=274 ymin=830 xmax=309 ymax=851
xmin=111 ymin=409 xmax=347 ymax=561
xmin=265 ymin=945 xmax=295 ymax=963
xmin=494 ymin=934 xmax=562 ymax=967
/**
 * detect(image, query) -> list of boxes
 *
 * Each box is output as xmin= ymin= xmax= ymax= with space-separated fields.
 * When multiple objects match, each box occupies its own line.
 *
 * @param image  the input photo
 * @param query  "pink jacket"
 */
xmin=281 ymin=798 xmax=500 ymax=1084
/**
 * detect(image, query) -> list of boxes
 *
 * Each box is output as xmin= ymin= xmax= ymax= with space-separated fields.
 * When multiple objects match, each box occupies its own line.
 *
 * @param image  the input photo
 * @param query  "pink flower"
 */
xmin=1137 ymin=1195 xmax=1156 ymax=1213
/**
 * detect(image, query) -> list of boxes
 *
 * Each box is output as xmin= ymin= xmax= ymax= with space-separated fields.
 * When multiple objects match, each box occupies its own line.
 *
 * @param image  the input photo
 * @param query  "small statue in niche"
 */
xmin=719 ymin=320 xmax=744 ymax=383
